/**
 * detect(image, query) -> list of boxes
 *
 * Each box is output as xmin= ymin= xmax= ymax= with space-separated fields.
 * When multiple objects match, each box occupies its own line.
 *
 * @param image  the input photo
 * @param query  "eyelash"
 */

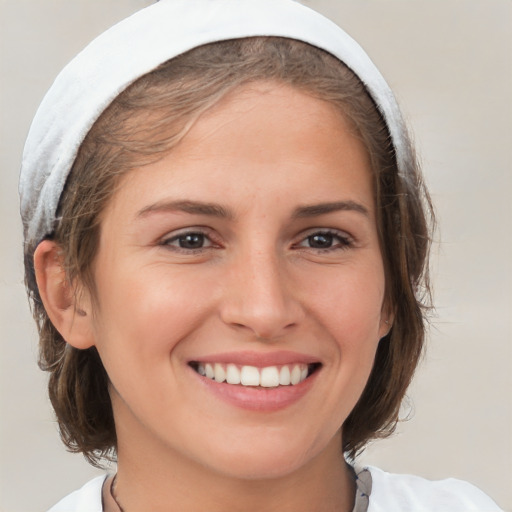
xmin=159 ymin=228 xmax=353 ymax=254
xmin=160 ymin=229 xmax=219 ymax=253
xmin=293 ymin=229 xmax=353 ymax=252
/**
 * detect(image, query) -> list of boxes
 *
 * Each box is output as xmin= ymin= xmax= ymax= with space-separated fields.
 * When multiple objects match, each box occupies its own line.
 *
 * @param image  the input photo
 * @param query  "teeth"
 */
xmin=241 ymin=366 xmax=260 ymax=386
xmin=226 ymin=364 xmax=241 ymax=384
xmin=205 ymin=363 xmax=214 ymax=379
xmin=260 ymin=366 xmax=280 ymax=388
xmin=214 ymin=363 xmax=226 ymax=383
xmin=195 ymin=362 xmax=312 ymax=387
xmin=279 ymin=365 xmax=291 ymax=385
xmin=290 ymin=365 xmax=302 ymax=385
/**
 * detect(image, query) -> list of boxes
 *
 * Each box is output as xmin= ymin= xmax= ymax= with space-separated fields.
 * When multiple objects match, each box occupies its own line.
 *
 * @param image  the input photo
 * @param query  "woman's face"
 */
xmin=86 ymin=82 xmax=389 ymax=479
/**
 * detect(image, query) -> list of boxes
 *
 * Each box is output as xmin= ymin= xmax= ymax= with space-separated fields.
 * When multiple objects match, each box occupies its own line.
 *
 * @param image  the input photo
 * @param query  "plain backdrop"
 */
xmin=1 ymin=1 xmax=510 ymax=511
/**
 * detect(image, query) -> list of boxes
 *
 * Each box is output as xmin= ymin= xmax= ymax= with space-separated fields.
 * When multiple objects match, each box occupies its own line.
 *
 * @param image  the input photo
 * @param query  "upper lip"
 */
xmin=188 ymin=350 xmax=320 ymax=367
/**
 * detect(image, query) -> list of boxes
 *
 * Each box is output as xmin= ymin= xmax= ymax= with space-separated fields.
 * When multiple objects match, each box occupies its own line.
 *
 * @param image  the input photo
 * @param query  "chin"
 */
xmin=211 ymin=454 xmax=308 ymax=481
xmin=198 ymin=434 xmax=326 ymax=481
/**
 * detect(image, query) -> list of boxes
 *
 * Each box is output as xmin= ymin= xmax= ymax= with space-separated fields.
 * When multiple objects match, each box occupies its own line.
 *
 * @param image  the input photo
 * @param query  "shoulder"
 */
xmin=361 ymin=466 xmax=503 ymax=512
xmin=47 ymin=475 xmax=107 ymax=512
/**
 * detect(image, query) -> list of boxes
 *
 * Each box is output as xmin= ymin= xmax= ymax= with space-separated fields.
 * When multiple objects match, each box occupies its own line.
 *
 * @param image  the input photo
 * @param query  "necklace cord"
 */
xmin=110 ymin=474 xmax=125 ymax=512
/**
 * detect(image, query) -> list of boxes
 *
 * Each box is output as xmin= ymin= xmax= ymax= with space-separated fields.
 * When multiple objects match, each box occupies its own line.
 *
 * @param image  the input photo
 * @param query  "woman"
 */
xmin=19 ymin=0 xmax=502 ymax=510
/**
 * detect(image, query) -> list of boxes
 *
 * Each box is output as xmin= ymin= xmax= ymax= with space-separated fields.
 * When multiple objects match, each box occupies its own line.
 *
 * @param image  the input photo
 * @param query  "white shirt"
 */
xmin=47 ymin=466 xmax=503 ymax=512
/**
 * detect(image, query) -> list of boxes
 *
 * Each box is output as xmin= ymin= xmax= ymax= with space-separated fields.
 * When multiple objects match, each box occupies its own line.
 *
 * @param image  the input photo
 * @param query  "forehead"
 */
xmin=103 ymin=81 xmax=375 ymax=222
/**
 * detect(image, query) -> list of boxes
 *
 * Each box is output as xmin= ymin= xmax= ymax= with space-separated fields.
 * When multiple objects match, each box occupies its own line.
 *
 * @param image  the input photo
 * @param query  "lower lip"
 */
xmin=192 ymin=369 xmax=319 ymax=412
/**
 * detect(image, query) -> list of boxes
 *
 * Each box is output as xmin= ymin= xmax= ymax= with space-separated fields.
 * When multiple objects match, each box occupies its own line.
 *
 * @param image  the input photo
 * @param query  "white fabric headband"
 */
xmin=20 ymin=0 xmax=409 ymax=246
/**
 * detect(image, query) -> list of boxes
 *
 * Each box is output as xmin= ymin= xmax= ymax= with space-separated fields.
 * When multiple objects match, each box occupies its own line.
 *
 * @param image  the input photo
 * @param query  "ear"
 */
xmin=34 ymin=240 xmax=95 ymax=349
xmin=379 ymin=300 xmax=395 ymax=339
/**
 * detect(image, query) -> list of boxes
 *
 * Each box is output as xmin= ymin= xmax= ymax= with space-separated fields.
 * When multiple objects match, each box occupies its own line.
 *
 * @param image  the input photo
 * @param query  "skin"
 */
xmin=36 ymin=81 xmax=391 ymax=512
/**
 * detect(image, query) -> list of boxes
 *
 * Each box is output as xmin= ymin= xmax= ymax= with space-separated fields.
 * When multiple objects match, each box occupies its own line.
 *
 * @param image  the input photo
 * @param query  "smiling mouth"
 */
xmin=189 ymin=362 xmax=321 ymax=388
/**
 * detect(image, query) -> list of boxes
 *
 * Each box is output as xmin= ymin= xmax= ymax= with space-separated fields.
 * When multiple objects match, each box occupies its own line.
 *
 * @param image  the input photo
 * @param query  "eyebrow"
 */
xmin=136 ymin=200 xmax=234 ymax=220
xmin=136 ymin=199 xmax=368 ymax=221
xmin=292 ymin=201 xmax=369 ymax=218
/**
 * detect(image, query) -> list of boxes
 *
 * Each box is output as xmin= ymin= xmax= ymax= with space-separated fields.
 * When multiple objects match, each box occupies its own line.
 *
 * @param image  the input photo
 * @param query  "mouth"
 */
xmin=189 ymin=362 xmax=321 ymax=388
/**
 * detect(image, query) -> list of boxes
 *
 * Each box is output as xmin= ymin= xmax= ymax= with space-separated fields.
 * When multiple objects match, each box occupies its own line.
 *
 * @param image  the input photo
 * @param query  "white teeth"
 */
xmin=260 ymin=366 xmax=280 ymax=388
xmin=241 ymin=366 xmax=260 ymax=386
xmin=279 ymin=365 xmax=291 ymax=385
xmin=195 ymin=362 xmax=312 ymax=387
xmin=290 ymin=365 xmax=302 ymax=385
xmin=226 ymin=364 xmax=241 ymax=384
xmin=214 ymin=363 xmax=226 ymax=383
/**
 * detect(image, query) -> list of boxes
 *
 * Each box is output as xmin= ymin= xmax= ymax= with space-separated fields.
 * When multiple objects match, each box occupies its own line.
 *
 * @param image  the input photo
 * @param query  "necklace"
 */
xmin=109 ymin=469 xmax=362 ymax=512
xmin=110 ymin=474 xmax=125 ymax=512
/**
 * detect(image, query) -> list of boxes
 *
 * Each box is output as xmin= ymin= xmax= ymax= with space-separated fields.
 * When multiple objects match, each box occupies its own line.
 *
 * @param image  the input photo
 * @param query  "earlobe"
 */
xmin=33 ymin=240 xmax=95 ymax=349
xmin=379 ymin=302 xmax=395 ymax=339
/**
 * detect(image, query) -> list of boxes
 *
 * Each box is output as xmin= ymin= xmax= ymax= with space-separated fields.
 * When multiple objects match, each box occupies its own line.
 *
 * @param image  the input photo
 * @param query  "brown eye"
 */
xmin=307 ymin=233 xmax=334 ymax=249
xmin=177 ymin=233 xmax=206 ymax=249
xmin=296 ymin=230 xmax=352 ymax=251
xmin=163 ymin=231 xmax=214 ymax=251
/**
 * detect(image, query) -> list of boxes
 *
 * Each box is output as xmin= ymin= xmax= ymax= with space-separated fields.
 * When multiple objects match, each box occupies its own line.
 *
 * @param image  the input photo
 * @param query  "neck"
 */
xmin=106 ymin=387 xmax=356 ymax=512
xmin=109 ymin=433 xmax=355 ymax=512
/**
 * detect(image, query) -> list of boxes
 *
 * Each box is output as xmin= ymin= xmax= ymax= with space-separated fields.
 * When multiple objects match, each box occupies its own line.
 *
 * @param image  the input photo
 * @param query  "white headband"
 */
xmin=19 ymin=0 xmax=409 ymax=246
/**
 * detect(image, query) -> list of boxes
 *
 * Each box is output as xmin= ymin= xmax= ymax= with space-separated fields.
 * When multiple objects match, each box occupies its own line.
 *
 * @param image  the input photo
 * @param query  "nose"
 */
xmin=219 ymin=247 xmax=304 ymax=340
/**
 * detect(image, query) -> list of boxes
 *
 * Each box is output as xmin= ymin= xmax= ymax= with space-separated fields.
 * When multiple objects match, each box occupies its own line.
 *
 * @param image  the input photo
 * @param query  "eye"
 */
xmin=296 ymin=230 xmax=352 ymax=251
xmin=161 ymin=230 xmax=215 ymax=251
xmin=307 ymin=233 xmax=336 ymax=249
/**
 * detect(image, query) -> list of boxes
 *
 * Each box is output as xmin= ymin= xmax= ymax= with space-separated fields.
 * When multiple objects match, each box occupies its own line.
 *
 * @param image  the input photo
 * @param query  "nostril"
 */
xmin=219 ymin=283 xmax=305 ymax=340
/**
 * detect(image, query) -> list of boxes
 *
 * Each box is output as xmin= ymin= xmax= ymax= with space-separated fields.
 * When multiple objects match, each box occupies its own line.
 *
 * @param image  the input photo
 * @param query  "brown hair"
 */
xmin=25 ymin=37 xmax=433 ymax=466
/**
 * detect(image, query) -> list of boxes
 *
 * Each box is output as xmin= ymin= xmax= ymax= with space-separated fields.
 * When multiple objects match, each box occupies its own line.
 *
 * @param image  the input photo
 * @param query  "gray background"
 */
xmin=1 ymin=1 xmax=510 ymax=511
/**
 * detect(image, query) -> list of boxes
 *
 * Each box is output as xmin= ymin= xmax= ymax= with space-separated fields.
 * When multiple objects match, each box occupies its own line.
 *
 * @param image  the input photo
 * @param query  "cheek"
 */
xmin=91 ymin=261 xmax=214 ymax=363
xmin=300 ymin=262 xmax=386 ymax=341
xmin=89 ymin=263 xmax=218 ymax=413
